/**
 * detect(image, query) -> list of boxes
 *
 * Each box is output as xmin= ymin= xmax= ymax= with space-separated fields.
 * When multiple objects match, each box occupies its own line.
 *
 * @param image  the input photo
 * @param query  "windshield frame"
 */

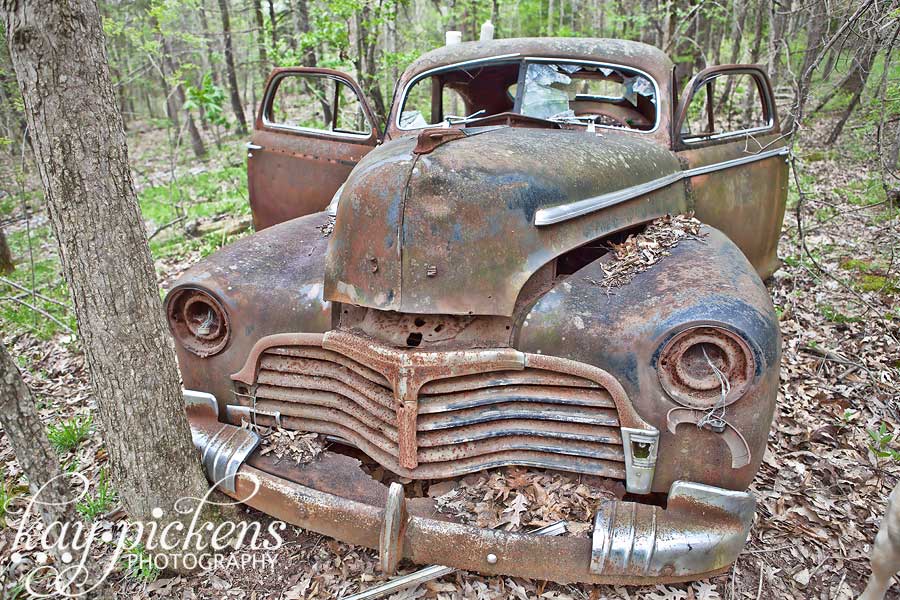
xmin=394 ymin=55 xmax=662 ymax=135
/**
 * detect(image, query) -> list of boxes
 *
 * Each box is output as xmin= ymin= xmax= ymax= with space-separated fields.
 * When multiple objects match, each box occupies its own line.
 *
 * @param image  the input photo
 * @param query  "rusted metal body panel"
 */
xmin=325 ymin=127 xmax=686 ymax=316
xmin=170 ymin=212 xmax=333 ymax=414
xmin=673 ymin=65 xmax=788 ymax=279
xmin=248 ymin=68 xmax=378 ymax=230
xmin=678 ymin=136 xmax=789 ymax=279
xmin=517 ymin=227 xmax=780 ymax=493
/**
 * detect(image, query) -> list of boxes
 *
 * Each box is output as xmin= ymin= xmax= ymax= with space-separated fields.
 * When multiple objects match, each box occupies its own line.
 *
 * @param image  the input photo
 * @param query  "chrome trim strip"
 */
xmin=682 ymin=122 xmax=775 ymax=144
xmin=682 ymin=145 xmax=789 ymax=178
xmin=534 ymin=145 xmax=789 ymax=226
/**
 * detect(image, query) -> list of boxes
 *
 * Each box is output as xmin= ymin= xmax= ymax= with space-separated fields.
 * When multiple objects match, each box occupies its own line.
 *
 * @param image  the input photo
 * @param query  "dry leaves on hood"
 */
xmin=588 ymin=213 xmax=704 ymax=290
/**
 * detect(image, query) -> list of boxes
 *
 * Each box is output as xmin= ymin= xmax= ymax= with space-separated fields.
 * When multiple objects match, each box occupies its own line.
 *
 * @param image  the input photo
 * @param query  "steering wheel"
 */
xmin=576 ymin=110 xmax=630 ymax=128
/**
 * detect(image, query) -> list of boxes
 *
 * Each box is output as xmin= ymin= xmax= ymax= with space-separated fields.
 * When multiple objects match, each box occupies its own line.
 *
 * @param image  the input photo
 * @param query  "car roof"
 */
xmin=400 ymin=37 xmax=674 ymax=84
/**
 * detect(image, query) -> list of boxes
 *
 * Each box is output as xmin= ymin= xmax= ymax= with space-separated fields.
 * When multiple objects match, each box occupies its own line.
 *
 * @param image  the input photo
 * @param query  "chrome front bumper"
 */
xmin=185 ymin=390 xmax=755 ymax=584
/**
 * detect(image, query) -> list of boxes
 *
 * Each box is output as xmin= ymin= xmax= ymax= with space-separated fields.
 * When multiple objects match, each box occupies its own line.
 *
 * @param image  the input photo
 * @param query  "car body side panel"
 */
xmin=673 ymin=65 xmax=787 ymax=279
xmin=678 ymin=135 xmax=789 ymax=279
xmin=170 ymin=212 xmax=334 ymax=414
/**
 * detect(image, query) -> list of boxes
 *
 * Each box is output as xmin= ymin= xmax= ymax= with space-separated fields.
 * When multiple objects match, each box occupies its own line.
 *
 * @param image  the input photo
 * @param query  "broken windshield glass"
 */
xmin=519 ymin=62 xmax=657 ymax=129
xmin=397 ymin=59 xmax=658 ymax=131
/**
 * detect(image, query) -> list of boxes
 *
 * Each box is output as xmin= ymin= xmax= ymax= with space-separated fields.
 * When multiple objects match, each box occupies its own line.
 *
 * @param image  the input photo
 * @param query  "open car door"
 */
xmin=673 ymin=65 xmax=788 ymax=279
xmin=247 ymin=67 xmax=381 ymax=230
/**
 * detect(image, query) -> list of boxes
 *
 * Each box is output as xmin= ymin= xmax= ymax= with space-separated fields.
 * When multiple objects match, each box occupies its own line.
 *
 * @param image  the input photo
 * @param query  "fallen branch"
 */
xmin=0 ymin=276 xmax=71 ymax=311
xmin=0 ymin=295 xmax=73 ymax=332
xmin=148 ymin=215 xmax=187 ymax=240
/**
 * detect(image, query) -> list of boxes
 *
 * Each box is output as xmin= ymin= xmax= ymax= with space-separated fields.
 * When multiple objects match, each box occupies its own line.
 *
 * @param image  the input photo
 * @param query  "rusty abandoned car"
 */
xmin=167 ymin=37 xmax=787 ymax=584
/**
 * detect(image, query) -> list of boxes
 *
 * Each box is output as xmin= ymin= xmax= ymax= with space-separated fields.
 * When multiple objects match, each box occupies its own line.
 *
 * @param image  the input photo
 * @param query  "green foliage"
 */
xmin=868 ymin=422 xmax=900 ymax=462
xmin=47 ymin=414 xmax=92 ymax=454
xmin=856 ymin=274 xmax=899 ymax=295
xmin=837 ymin=409 xmax=858 ymax=428
xmin=814 ymin=205 xmax=838 ymax=223
xmin=184 ymin=74 xmax=229 ymax=129
xmin=119 ymin=542 xmax=160 ymax=583
xmin=0 ymin=472 xmax=26 ymax=528
xmin=0 ymin=224 xmax=76 ymax=340
xmin=76 ymin=469 xmax=117 ymax=520
xmin=817 ymin=303 xmax=861 ymax=324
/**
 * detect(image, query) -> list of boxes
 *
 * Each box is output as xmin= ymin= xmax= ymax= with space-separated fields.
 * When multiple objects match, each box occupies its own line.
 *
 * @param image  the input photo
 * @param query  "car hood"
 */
xmin=324 ymin=126 xmax=686 ymax=316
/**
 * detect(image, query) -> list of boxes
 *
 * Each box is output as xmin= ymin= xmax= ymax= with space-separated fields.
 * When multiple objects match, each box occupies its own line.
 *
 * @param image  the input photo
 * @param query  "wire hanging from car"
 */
xmin=697 ymin=346 xmax=730 ymax=433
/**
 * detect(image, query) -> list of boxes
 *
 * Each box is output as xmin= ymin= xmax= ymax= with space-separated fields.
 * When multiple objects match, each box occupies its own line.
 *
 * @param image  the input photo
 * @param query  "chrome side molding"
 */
xmin=184 ymin=390 xmax=260 ymax=493
xmin=534 ymin=146 xmax=790 ymax=226
xmin=590 ymin=480 xmax=755 ymax=577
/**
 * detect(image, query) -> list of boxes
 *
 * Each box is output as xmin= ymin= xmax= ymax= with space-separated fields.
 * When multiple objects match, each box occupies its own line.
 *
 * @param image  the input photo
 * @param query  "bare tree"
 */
xmin=217 ymin=0 xmax=248 ymax=135
xmin=0 ymin=343 xmax=75 ymax=532
xmin=198 ymin=0 xmax=221 ymax=86
xmin=253 ymin=0 xmax=269 ymax=81
xmin=0 ymin=227 xmax=12 ymax=274
xmin=1 ymin=0 xmax=213 ymax=538
xmin=158 ymin=34 xmax=207 ymax=158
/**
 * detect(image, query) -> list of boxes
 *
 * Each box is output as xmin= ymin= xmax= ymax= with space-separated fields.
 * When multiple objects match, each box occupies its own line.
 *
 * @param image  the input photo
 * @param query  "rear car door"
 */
xmin=248 ymin=67 xmax=380 ymax=230
xmin=673 ymin=65 xmax=788 ymax=279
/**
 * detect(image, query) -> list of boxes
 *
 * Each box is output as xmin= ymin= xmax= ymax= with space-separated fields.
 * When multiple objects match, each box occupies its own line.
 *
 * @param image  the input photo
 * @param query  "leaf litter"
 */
xmin=0 ymin=115 xmax=897 ymax=599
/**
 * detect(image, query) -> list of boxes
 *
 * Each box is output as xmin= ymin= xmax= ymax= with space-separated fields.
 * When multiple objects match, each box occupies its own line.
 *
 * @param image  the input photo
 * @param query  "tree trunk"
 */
xmin=217 ymin=0 xmax=248 ymax=135
xmin=766 ymin=0 xmax=786 ymax=86
xmin=199 ymin=1 xmax=221 ymax=85
xmin=890 ymin=122 xmax=900 ymax=173
xmin=784 ymin=3 xmax=829 ymax=132
xmin=158 ymin=35 xmax=207 ymax=159
xmin=0 ymin=227 xmax=13 ymax=274
xmin=353 ymin=6 xmax=387 ymax=123
xmin=715 ymin=0 xmax=748 ymax=113
xmin=267 ymin=0 xmax=278 ymax=50
xmin=252 ymin=0 xmax=268 ymax=80
xmin=826 ymin=45 xmax=875 ymax=145
xmin=0 ymin=343 xmax=76 ymax=537
xmin=292 ymin=0 xmax=316 ymax=66
xmin=2 ymin=0 xmax=213 ymax=538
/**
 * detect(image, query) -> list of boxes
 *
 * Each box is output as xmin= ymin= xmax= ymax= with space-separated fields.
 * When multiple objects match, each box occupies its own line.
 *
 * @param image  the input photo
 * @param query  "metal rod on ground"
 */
xmin=340 ymin=521 xmax=568 ymax=600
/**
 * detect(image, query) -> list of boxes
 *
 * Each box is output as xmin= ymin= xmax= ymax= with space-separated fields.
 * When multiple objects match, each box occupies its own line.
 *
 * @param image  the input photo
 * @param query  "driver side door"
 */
xmin=247 ymin=67 xmax=380 ymax=230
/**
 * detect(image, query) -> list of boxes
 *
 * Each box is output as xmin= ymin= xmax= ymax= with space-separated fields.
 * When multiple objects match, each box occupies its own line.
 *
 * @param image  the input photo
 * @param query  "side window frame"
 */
xmin=673 ymin=65 xmax=778 ymax=149
xmin=257 ymin=67 xmax=381 ymax=144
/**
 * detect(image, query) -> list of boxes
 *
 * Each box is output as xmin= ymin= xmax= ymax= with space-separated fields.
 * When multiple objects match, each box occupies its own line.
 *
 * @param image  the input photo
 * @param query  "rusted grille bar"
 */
xmin=231 ymin=332 xmax=631 ymax=480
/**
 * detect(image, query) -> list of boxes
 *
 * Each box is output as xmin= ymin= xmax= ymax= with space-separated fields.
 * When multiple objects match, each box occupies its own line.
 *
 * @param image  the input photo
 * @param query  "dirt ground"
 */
xmin=0 ymin=114 xmax=898 ymax=599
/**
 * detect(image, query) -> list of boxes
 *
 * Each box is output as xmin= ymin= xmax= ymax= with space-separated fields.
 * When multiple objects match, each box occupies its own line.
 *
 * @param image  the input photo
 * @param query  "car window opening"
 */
xmin=399 ymin=59 xmax=657 ymax=132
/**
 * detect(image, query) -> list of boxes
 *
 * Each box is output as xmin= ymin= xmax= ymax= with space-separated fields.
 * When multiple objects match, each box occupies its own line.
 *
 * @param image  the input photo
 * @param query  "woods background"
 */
xmin=0 ymin=0 xmax=898 ymax=599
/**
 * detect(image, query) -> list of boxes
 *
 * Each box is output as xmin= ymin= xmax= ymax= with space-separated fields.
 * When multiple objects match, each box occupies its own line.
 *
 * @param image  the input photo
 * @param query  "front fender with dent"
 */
xmin=516 ymin=225 xmax=780 ymax=493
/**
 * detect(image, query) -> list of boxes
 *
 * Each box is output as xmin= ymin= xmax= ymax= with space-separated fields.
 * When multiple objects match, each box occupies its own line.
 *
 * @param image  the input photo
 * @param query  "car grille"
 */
xmin=230 ymin=331 xmax=630 ymax=480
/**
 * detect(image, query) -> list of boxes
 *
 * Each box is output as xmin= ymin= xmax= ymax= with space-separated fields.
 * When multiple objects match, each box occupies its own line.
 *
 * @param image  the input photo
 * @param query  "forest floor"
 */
xmin=0 ymin=112 xmax=898 ymax=600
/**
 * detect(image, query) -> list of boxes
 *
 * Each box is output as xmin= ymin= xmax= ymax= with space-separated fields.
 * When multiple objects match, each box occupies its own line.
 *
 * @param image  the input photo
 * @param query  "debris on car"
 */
xmin=432 ymin=466 xmax=622 ymax=536
xmin=257 ymin=427 xmax=326 ymax=465
xmin=588 ymin=213 xmax=705 ymax=290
